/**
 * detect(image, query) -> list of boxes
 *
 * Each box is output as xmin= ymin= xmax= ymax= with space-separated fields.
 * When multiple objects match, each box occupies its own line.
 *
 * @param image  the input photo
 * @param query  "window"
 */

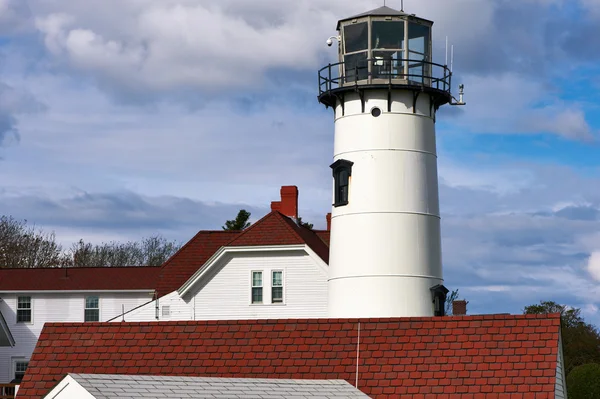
xmin=331 ymin=159 xmax=354 ymax=207
xmin=407 ymin=22 xmax=431 ymax=84
xmin=251 ymin=271 xmax=263 ymax=304
xmin=162 ymin=306 xmax=171 ymax=317
xmin=84 ymin=296 xmax=100 ymax=322
xmin=14 ymin=360 xmax=28 ymax=381
xmin=272 ymin=271 xmax=283 ymax=304
xmin=430 ymin=284 xmax=449 ymax=317
xmin=343 ymin=22 xmax=369 ymax=82
xmin=17 ymin=296 xmax=31 ymax=323
xmin=344 ymin=22 xmax=368 ymax=53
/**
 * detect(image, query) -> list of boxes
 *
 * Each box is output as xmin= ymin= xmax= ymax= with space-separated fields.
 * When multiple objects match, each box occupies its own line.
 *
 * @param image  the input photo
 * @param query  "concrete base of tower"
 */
xmin=328 ymin=275 xmax=443 ymax=318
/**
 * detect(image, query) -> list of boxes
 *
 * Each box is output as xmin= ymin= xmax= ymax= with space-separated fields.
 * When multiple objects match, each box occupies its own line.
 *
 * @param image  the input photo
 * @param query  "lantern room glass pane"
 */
xmin=408 ymin=22 xmax=430 ymax=56
xmin=344 ymin=52 xmax=368 ymax=82
xmin=372 ymin=21 xmax=404 ymax=50
xmin=344 ymin=22 xmax=368 ymax=53
xmin=408 ymin=22 xmax=431 ymax=84
xmin=372 ymin=50 xmax=404 ymax=79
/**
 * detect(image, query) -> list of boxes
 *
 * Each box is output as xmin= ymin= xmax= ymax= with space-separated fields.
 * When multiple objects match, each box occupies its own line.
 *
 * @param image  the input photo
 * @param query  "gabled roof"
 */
xmin=228 ymin=212 xmax=329 ymax=263
xmin=155 ymin=231 xmax=240 ymax=297
xmin=0 ymin=266 xmax=160 ymax=292
xmin=157 ymin=212 xmax=330 ymax=297
xmin=18 ymin=314 xmax=562 ymax=399
xmin=48 ymin=374 xmax=369 ymax=399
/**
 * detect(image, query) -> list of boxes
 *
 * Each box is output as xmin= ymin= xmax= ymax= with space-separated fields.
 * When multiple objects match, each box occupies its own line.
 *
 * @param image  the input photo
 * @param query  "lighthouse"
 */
xmin=319 ymin=6 xmax=461 ymax=318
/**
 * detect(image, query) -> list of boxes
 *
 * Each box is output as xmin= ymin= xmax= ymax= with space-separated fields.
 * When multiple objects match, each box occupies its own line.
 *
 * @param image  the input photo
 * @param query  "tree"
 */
xmin=445 ymin=289 xmax=460 ymax=315
xmin=566 ymin=363 xmax=600 ymax=399
xmin=70 ymin=235 xmax=180 ymax=267
xmin=0 ymin=216 xmax=69 ymax=268
xmin=222 ymin=209 xmax=251 ymax=231
xmin=297 ymin=217 xmax=313 ymax=230
xmin=524 ymin=301 xmax=600 ymax=375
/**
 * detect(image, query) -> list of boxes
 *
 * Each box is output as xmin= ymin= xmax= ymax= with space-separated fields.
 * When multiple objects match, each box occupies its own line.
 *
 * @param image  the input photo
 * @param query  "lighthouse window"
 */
xmin=372 ymin=21 xmax=404 ymax=50
xmin=331 ymin=159 xmax=353 ymax=207
xmin=343 ymin=22 xmax=369 ymax=83
xmin=408 ymin=22 xmax=431 ymax=84
xmin=344 ymin=52 xmax=368 ymax=82
xmin=344 ymin=22 xmax=368 ymax=53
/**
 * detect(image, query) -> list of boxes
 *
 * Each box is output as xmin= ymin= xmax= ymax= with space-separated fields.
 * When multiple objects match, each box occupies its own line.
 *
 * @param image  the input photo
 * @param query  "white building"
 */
xmin=0 ymin=266 xmax=159 ymax=384
xmin=0 ymin=186 xmax=331 ymax=386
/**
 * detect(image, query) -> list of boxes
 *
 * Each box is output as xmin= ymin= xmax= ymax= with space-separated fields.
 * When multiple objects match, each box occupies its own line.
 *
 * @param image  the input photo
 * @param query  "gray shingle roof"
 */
xmin=67 ymin=374 xmax=371 ymax=399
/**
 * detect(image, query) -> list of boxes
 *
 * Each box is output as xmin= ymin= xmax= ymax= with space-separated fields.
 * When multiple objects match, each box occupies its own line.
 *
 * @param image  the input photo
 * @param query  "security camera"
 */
xmin=326 ymin=38 xmax=333 ymax=47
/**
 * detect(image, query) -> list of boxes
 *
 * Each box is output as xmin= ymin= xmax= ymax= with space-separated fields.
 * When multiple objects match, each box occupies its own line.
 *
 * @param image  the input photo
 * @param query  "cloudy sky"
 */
xmin=1 ymin=0 xmax=600 ymax=323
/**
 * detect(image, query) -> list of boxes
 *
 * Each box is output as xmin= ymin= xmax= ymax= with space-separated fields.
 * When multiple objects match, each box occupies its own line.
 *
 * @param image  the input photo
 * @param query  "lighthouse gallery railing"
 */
xmin=318 ymin=57 xmax=452 ymax=98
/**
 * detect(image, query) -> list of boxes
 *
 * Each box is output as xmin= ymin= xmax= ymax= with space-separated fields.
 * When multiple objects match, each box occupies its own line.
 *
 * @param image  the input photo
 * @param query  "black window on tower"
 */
xmin=331 ymin=159 xmax=354 ymax=207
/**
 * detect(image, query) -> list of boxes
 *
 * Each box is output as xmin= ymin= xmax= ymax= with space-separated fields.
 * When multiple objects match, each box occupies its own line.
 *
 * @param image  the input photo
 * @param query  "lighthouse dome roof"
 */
xmin=336 ymin=6 xmax=432 ymax=29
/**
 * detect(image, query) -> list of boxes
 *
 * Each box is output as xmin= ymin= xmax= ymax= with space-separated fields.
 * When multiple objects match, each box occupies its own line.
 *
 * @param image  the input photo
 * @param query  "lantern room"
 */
xmin=338 ymin=6 xmax=432 ymax=83
xmin=318 ymin=6 xmax=452 ymax=109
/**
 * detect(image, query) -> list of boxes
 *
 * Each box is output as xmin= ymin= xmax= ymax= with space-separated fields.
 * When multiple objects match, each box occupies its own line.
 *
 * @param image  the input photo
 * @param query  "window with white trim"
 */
xmin=84 ymin=296 xmax=100 ymax=322
xmin=162 ymin=305 xmax=171 ymax=317
xmin=17 ymin=296 xmax=31 ymax=323
xmin=271 ymin=271 xmax=283 ymax=303
xmin=14 ymin=359 xmax=28 ymax=381
xmin=251 ymin=271 xmax=263 ymax=304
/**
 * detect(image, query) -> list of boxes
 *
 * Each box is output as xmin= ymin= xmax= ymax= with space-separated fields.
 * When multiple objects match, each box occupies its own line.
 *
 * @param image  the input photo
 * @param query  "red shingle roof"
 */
xmin=315 ymin=230 xmax=330 ymax=247
xmin=156 ymin=212 xmax=329 ymax=297
xmin=155 ymin=231 xmax=240 ymax=297
xmin=18 ymin=314 xmax=562 ymax=398
xmin=0 ymin=266 xmax=160 ymax=291
xmin=228 ymin=212 xmax=329 ymax=264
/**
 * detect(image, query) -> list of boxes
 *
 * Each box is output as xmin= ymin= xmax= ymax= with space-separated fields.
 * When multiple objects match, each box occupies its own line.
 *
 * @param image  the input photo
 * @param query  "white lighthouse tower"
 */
xmin=319 ymin=6 xmax=462 ymax=318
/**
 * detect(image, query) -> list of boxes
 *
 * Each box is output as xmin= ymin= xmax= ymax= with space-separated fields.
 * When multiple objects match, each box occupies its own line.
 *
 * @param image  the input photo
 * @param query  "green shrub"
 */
xmin=567 ymin=363 xmax=600 ymax=399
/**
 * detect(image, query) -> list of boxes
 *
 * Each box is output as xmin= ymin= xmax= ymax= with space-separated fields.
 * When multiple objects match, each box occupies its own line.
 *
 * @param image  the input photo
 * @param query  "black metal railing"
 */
xmin=318 ymin=57 xmax=452 ymax=97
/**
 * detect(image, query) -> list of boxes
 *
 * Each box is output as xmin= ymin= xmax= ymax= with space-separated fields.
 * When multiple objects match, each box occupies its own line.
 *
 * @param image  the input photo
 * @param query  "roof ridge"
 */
xmin=42 ymin=312 xmax=563 ymax=327
xmin=225 ymin=211 xmax=304 ymax=247
xmin=271 ymin=211 xmax=307 ymax=241
xmin=0 ymin=265 xmax=162 ymax=271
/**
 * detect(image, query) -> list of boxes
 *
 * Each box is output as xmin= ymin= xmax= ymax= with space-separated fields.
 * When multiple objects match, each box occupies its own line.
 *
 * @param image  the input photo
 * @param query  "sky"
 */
xmin=1 ymin=0 xmax=600 ymax=324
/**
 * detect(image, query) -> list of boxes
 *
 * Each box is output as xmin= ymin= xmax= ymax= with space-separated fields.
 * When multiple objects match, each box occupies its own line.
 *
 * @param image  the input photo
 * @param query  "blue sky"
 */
xmin=1 ymin=0 xmax=600 ymax=324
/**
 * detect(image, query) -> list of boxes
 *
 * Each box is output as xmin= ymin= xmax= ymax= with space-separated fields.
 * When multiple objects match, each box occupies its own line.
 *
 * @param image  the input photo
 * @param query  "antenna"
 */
xmin=450 ymin=44 xmax=454 ymax=73
xmin=401 ymin=0 xmax=404 ymax=11
xmin=445 ymin=36 xmax=449 ymax=66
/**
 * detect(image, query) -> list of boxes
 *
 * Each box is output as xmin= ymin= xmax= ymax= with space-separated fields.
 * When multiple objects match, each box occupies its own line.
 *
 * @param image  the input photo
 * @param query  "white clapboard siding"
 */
xmin=0 ymin=291 xmax=153 ymax=383
xmin=121 ymin=249 xmax=328 ymax=322
xmin=120 ymin=291 xmax=192 ymax=322
xmin=192 ymin=250 xmax=328 ymax=320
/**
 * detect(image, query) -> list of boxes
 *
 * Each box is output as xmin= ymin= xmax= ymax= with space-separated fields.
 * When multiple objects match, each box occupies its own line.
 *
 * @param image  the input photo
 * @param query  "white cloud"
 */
xmin=581 ymin=0 xmax=600 ymax=18
xmin=24 ymin=0 xmax=502 ymax=94
xmin=587 ymin=252 xmax=600 ymax=281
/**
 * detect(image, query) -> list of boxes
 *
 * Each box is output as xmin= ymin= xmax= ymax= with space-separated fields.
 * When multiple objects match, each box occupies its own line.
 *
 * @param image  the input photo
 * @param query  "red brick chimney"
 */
xmin=452 ymin=300 xmax=468 ymax=316
xmin=270 ymin=186 xmax=298 ymax=220
xmin=326 ymin=213 xmax=332 ymax=231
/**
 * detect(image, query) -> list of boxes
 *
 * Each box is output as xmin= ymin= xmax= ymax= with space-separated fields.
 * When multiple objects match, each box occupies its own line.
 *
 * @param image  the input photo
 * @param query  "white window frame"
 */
xmin=84 ymin=296 xmax=100 ymax=322
xmin=271 ymin=270 xmax=284 ymax=304
xmin=251 ymin=271 xmax=263 ymax=304
xmin=16 ymin=296 xmax=32 ymax=324
xmin=13 ymin=358 xmax=29 ymax=381
xmin=162 ymin=305 xmax=171 ymax=318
